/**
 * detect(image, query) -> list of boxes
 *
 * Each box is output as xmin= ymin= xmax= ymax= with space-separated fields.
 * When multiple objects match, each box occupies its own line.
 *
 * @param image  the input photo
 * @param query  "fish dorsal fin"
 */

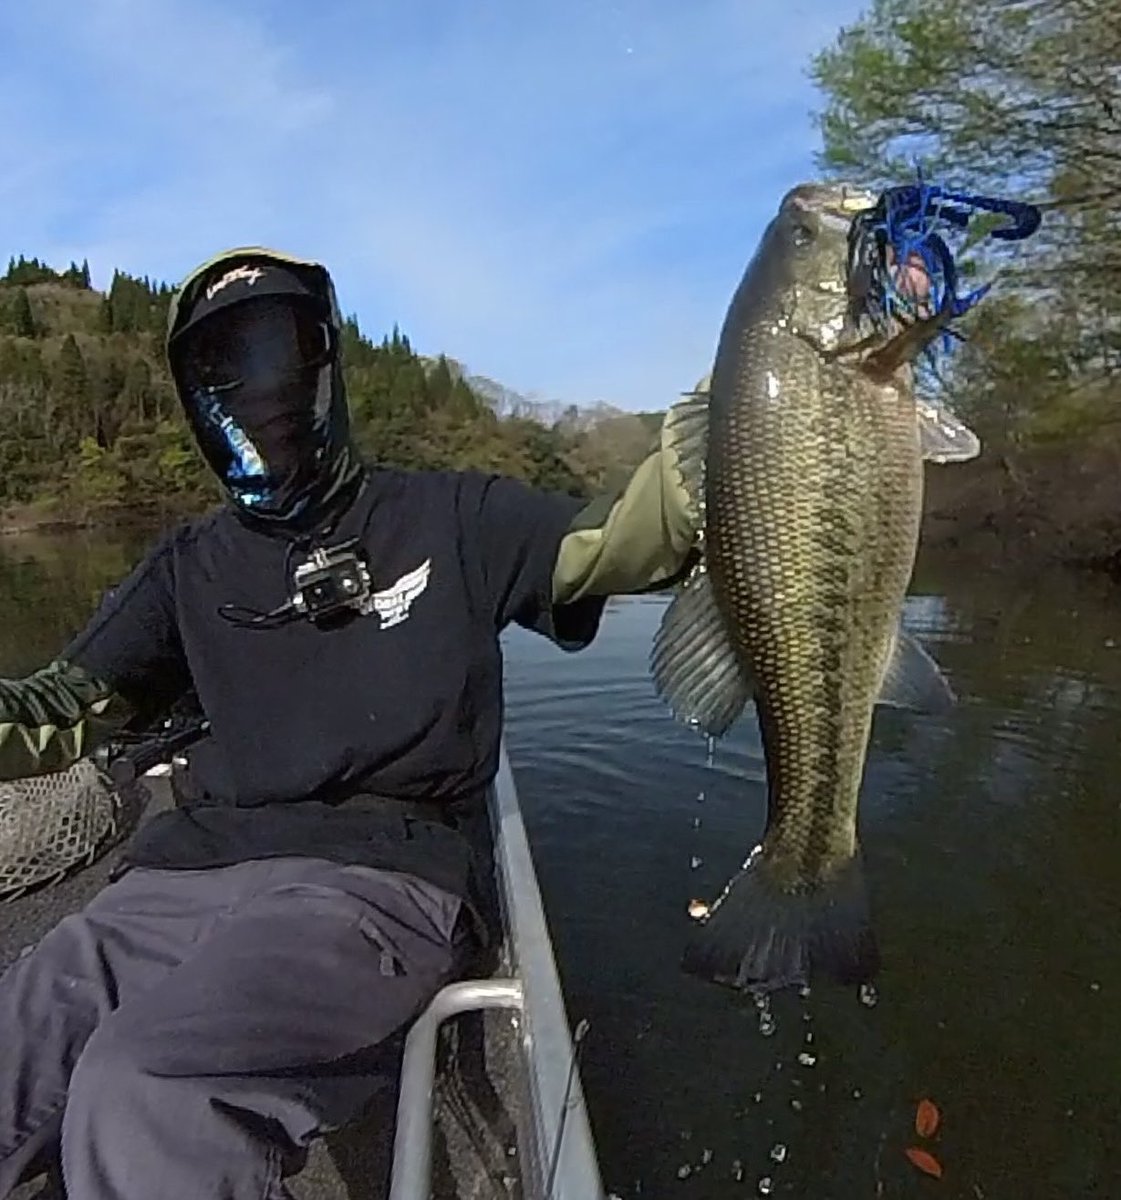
xmin=662 ymin=376 xmax=711 ymax=530
xmin=916 ymin=398 xmax=981 ymax=463
xmin=878 ymin=626 xmax=955 ymax=712
xmin=651 ymin=562 xmax=752 ymax=737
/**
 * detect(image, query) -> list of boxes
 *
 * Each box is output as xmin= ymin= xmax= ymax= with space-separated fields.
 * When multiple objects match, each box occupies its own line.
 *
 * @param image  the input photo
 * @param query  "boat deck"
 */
xmin=3 ymin=747 xmax=603 ymax=1199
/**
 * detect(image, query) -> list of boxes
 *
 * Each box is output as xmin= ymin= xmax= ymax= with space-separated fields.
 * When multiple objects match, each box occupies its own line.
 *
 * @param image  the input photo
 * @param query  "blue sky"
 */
xmin=0 ymin=0 xmax=868 ymax=411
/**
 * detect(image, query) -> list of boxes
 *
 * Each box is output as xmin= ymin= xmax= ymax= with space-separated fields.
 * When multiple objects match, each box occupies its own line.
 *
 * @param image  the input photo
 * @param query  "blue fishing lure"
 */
xmin=849 ymin=171 xmax=1042 ymax=361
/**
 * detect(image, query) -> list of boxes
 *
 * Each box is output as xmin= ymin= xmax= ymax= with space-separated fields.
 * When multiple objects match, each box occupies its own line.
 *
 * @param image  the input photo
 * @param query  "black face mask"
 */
xmin=171 ymin=296 xmax=337 ymax=522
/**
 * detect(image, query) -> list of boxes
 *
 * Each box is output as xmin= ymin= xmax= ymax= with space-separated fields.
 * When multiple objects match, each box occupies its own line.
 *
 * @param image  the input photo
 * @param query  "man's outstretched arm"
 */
xmin=552 ymin=375 xmax=709 ymax=604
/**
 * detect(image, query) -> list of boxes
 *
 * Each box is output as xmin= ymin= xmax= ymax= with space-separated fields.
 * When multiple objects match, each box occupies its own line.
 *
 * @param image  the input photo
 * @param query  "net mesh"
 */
xmin=0 ymin=758 xmax=119 ymax=901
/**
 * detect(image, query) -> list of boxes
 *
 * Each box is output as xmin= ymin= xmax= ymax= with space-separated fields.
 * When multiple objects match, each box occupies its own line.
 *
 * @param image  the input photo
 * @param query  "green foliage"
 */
xmin=812 ymin=0 xmax=1119 ymax=406
xmin=68 ymin=437 xmax=128 ymax=516
xmin=0 ymin=255 xmax=662 ymax=526
xmin=3 ymin=255 xmax=92 ymax=290
xmin=5 ymin=289 xmax=35 ymax=338
xmin=54 ymin=334 xmax=87 ymax=409
xmin=812 ymin=0 xmax=1121 ymax=564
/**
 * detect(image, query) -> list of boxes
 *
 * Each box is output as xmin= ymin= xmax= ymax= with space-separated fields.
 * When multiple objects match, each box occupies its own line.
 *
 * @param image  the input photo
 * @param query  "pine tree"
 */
xmin=449 ymin=377 xmax=481 ymax=421
xmin=10 ymin=289 xmax=34 ymax=338
xmin=428 ymin=355 xmax=454 ymax=408
xmin=123 ymin=356 xmax=152 ymax=423
xmin=54 ymin=334 xmax=88 ymax=413
xmin=108 ymin=271 xmax=132 ymax=332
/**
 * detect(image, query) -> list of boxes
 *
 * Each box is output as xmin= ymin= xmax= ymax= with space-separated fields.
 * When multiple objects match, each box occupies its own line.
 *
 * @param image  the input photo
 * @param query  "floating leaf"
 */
xmin=916 ymin=1098 xmax=941 ymax=1138
xmin=905 ymin=1147 xmax=943 ymax=1179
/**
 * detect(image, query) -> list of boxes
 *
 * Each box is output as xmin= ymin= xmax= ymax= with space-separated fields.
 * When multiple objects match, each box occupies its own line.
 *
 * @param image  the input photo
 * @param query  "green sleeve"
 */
xmin=552 ymin=376 xmax=709 ymax=604
xmin=0 ymin=659 xmax=134 ymax=780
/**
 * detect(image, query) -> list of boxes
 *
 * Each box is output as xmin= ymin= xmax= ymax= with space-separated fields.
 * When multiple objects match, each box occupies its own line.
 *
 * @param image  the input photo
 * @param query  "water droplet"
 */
xmin=797 ymin=1052 xmax=817 ymax=1067
xmin=758 ymin=1175 xmax=774 ymax=1194
xmin=732 ymin=1159 xmax=745 ymax=1182
xmin=677 ymin=1164 xmax=692 ymax=1179
xmin=804 ymin=1031 xmax=814 ymax=1044
xmin=752 ymin=1091 xmax=763 ymax=1103
xmin=852 ymin=1088 xmax=862 ymax=1100
xmin=790 ymin=1098 xmax=803 ymax=1112
xmin=687 ymin=899 xmax=710 ymax=920
xmin=799 ymin=985 xmax=811 ymax=999
xmin=858 ymin=982 xmax=879 ymax=1008
xmin=690 ymin=856 xmax=703 ymax=869
xmin=692 ymin=816 xmax=701 ymax=829
xmin=758 ymin=1013 xmax=777 ymax=1037
xmin=769 ymin=1144 xmax=787 ymax=1164
xmin=1090 ymin=981 xmax=1101 ymax=991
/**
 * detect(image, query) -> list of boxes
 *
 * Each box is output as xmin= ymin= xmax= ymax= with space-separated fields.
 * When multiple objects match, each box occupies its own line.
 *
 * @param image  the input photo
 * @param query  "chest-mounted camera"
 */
xmin=291 ymin=539 xmax=373 ymax=622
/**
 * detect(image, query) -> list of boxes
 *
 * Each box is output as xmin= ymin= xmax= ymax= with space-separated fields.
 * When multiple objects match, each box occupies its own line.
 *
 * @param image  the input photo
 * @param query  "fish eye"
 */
xmin=791 ymin=223 xmax=815 ymax=248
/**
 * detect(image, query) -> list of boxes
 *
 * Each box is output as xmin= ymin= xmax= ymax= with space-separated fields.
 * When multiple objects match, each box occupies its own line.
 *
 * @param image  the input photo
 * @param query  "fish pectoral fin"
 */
xmin=916 ymin=398 xmax=981 ymax=463
xmin=650 ymin=562 xmax=751 ymax=737
xmin=878 ymin=627 xmax=956 ymax=712
xmin=662 ymin=384 xmax=711 ymax=529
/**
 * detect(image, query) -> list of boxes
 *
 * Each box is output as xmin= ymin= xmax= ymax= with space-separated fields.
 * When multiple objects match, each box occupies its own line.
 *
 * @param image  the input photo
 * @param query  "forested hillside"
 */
xmin=0 ymin=255 xmax=663 ymax=529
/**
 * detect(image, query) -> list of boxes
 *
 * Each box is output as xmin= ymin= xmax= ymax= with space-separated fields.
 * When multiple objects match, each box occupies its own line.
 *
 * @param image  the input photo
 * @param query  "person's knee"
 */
xmin=64 ymin=1023 xmax=155 ymax=1127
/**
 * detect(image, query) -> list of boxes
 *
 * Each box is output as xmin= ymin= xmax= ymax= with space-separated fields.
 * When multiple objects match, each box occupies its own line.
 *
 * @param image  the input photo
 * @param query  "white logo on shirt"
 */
xmin=364 ymin=559 xmax=431 ymax=629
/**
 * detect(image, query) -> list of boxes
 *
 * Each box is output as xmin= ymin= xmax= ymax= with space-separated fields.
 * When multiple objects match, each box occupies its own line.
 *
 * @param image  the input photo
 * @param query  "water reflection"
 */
xmin=0 ymin=531 xmax=1118 ymax=1196
xmin=503 ymin=558 xmax=1121 ymax=1198
xmin=0 ymin=527 xmax=154 ymax=674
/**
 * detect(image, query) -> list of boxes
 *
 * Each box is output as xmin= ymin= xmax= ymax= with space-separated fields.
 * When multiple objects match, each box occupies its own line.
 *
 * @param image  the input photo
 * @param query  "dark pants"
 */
xmin=0 ymin=856 xmax=469 ymax=1199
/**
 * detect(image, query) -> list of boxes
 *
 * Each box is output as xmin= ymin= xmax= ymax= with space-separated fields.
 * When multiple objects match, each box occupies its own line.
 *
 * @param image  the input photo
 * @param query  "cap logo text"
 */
xmin=205 ymin=265 xmax=265 ymax=300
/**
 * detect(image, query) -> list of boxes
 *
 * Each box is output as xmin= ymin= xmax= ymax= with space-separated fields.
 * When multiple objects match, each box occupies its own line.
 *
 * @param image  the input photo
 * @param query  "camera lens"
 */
xmin=308 ymin=579 xmax=338 ymax=606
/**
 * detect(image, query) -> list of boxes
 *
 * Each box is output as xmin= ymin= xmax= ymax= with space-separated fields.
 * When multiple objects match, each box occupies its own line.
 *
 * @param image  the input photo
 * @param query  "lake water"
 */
xmin=1 ymin=529 xmax=1119 ymax=1198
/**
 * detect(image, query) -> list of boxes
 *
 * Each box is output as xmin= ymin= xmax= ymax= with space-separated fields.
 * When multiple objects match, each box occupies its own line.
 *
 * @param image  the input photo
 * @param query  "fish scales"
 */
xmin=653 ymin=181 xmax=987 ymax=993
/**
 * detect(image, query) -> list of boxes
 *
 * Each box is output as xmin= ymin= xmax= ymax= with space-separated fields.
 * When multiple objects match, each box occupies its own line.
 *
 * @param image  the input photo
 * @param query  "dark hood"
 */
xmin=166 ymin=246 xmax=363 ymax=538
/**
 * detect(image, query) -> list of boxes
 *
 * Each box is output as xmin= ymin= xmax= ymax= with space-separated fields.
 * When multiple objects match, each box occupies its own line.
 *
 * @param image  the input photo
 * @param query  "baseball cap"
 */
xmin=170 ymin=258 xmax=325 ymax=346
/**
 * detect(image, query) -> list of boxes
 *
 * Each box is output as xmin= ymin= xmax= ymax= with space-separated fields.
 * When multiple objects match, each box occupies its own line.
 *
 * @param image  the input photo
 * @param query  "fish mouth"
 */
xmin=782 ymin=182 xmax=878 ymax=232
xmin=780 ymin=181 xmax=937 ymax=357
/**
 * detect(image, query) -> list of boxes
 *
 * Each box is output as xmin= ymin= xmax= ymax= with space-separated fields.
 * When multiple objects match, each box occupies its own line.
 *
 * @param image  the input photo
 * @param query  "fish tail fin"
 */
xmin=682 ymin=848 xmax=879 ymax=993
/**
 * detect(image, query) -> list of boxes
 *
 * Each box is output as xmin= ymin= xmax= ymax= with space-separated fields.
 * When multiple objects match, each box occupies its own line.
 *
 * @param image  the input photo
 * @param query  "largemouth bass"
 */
xmin=653 ymin=181 xmax=987 ymax=995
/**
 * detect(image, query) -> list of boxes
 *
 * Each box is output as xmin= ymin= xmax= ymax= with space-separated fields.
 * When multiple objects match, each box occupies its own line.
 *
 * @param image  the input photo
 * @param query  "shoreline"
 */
xmin=4 ymin=506 xmax=1118 ymax=592
xmin=0 ymin=505 xmax=189 ymax=539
